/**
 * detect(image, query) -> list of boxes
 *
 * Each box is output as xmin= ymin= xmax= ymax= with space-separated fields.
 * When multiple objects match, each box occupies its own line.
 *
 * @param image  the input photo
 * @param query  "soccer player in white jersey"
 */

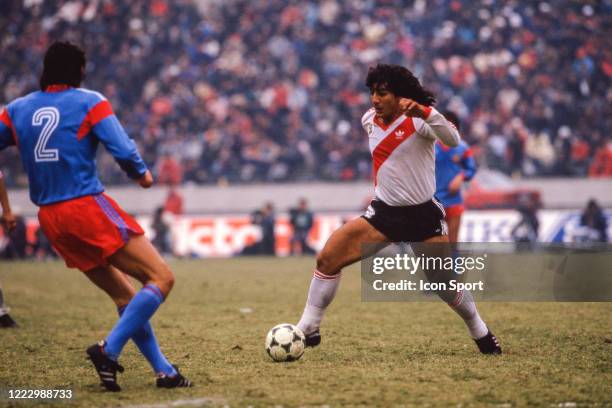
xmin=296 ymin=64 xmax=501 ymax=354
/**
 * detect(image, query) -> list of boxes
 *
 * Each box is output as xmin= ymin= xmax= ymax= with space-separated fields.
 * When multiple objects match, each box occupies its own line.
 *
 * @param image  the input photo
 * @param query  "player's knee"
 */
xmin=162 ymin=264 xmax=175 ymax=292
xmin=152 ymin=262 xmax=174 ymax=296
xmin=163 ymin=270 xmax=175 ymax=293
xmin=315 ymin=252 xmax=340 ymax=276
xmin=437 ymin=289 xmax=457 ymax=304
xmin=166 ymin=269 xmax=175 ymax=292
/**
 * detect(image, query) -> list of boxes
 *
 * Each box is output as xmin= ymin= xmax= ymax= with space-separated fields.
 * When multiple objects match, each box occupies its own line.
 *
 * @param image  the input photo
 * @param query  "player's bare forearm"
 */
xmin=0 ymin=173 xmax=11 ymax=213
xmin=0 ymin=174 xmax=16 ymax=231
xmin=448 ymin=173 xmax=465 ymax=194
xmin=94 ymin=115 xmax=149 ymax=180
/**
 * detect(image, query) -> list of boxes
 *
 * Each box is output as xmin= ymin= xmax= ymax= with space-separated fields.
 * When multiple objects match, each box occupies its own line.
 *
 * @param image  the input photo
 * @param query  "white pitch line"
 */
xmin=122 ymin=397 xmax=227 ymax=408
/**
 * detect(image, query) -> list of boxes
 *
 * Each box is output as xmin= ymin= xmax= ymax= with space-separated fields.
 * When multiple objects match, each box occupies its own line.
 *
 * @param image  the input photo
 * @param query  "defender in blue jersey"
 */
xmin=435 ymin=111 xmax=477 ymax=243
xmin=0 ymin=42 xmax=191 ymax=390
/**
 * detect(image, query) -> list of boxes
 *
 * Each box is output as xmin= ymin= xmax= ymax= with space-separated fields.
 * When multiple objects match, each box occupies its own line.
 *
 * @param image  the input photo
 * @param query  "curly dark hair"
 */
xmin=39 ymin=41 xmax=86 ymax=90
xmin=365 ymin=64 xmax=436 ymax=106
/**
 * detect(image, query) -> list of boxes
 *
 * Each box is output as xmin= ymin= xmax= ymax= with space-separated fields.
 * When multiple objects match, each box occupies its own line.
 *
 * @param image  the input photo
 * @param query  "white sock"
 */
xmin=448 ymin=290 xmax=488 ymax=339
xmin=297 ymin=269 xmax=342 ymax=335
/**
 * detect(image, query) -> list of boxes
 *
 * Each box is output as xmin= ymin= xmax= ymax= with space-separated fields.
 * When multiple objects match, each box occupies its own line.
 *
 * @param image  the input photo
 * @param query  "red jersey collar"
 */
xmin=373 ymin=112 xmax=404 ymax=131
xmin=45 ymin=84 xmax=72 ymax=92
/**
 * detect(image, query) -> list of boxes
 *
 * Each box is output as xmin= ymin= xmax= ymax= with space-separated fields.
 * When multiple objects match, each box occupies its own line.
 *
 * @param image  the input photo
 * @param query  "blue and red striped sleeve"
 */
xmin=460 ymin=144 xmax=477 ymax=181
xmin=79 ymin=98 xmax=148 ymax=180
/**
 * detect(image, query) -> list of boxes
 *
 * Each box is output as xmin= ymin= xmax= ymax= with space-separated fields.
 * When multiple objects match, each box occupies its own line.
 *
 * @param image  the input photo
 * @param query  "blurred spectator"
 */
xmin=511 ymin=197 xmax=540 ymax=244
xmin=579 ymin=199 xmax=608 ymax=242
xmin=0 ymin=0 xmax=610 ymax=185
xmin=258 ymin=202 xmax=276 ymax=256
xmin=157 ymin=155 xmax=183 ymax=186
xmin=164 ymin=186 xmax=184 ymax=216
xmin=588 ymin=140 xmax=612 ymax=177
xmin=242 ymin=202 xmax=276 ymax=255
xmin=32 ymin=225 xmax=57 ymax=260
xmin=151 ymin=206 xmax=171 ymax=255
xmin=289 ymin=198 xmax=315 ymax=255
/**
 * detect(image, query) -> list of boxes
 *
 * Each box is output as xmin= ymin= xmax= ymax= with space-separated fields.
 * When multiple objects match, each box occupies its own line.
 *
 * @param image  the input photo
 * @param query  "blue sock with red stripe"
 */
xmin=117 ymin=305 xmax=177 ymax=376
xmin=104 ymin=284 xmax=164 ymax=362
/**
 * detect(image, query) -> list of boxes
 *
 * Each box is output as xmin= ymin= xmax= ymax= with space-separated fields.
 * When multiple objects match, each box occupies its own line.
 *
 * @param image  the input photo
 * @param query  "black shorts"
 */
xmin=361 ymin=198 xmax=447 ymax=242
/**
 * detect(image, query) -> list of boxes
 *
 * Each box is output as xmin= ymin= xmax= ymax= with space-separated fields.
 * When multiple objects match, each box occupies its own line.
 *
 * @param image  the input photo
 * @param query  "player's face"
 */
xmin=370 ymin=84 xmax=401 ymax=123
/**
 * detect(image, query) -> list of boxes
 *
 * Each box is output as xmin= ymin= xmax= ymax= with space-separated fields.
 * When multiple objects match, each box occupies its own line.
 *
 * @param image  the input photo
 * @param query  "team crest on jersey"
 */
xmin=453 ymin=154 xmax=460 ymax=163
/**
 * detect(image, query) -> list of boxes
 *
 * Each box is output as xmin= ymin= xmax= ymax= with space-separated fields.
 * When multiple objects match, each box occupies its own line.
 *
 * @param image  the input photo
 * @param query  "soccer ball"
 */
xmin=265 ymin=323 xmax=306 ymax=362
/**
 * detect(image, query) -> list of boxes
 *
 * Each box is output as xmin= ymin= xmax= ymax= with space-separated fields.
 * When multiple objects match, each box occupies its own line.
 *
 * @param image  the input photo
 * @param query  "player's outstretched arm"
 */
xmin=90 ymin=104 xmax=149 ymax=181
xmin=424 ymin=108 xmax=460 ymax=147
xmin=0 ymin=171 xmax=16 ymax=232
xmin=0 ymin=109 xmax=18 ymax=230
xmin=400 ymin=98 xmax=460 ymax=147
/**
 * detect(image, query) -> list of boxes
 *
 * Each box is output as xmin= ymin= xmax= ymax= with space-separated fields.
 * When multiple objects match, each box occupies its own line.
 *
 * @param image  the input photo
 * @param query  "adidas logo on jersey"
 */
xmin=395 ymin=130 xmax=405 ymax=139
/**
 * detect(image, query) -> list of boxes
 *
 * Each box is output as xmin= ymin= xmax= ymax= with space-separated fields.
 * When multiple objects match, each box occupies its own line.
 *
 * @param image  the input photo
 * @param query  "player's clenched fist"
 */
xmin=138 ymin=170 xmax=154 ymax=188
xmin=399 ymin=98 xmax=427 ymax=118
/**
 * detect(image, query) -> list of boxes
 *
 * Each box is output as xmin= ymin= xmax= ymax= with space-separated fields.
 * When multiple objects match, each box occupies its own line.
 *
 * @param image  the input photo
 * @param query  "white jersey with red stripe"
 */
xmin=361 ymin=106 xmax=460 ymax=206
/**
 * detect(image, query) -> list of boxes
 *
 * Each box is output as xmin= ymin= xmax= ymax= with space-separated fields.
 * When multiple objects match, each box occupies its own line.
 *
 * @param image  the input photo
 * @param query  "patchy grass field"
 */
xmin=0 ymin=258 xmax=610 ymax=407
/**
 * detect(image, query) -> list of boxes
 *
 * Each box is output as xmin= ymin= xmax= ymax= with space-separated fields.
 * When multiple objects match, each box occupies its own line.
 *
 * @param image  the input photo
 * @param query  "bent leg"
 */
xmin=101 ymin=236 xmax=175 ymax=361
xmin=446 ymin=214 xmax=461 ymax=243
xmin=117 ymin=303 xmax=176 ymax=376
xmin=84 ymin=266 xmax=136 ymax=308
xmin=316 ymin=217 xmax=388 ymax=275
xmin=85 ymin=266 xmax=176 ymax=375
xmin=298 ymin=217 xmax=388 ymax=335
xmin=421 ymin=235 xmax=488 ymax=340
xmin=108 ymin=235 xmax=174 ymax=297
xmin=421 ymin=234 xmax=453 ymax=300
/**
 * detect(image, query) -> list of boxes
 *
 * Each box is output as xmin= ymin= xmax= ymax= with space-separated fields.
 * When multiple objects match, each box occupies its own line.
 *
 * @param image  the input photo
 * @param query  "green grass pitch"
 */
xmin=1 ymin=258 xmax=610 ymax=407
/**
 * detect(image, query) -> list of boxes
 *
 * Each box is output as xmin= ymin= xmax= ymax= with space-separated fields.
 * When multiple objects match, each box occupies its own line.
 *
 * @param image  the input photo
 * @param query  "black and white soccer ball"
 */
xmin=265 ymin=323 xmax=306 ymax=362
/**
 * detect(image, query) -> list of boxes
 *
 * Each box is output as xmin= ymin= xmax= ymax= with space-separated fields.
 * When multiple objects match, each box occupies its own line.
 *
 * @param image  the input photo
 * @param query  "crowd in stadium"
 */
xmin=0 ymin=0 xmax=610 ymax=186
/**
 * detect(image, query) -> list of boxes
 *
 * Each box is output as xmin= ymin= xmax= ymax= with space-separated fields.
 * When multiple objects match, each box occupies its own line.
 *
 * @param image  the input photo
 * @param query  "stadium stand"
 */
xmin=0 ymin=0 xmax=610 ymax=186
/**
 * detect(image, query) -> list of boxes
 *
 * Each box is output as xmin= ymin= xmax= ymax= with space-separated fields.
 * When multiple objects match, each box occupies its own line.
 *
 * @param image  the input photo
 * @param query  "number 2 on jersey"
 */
xmin=32 ymin=107 xmax=60 ymax=162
